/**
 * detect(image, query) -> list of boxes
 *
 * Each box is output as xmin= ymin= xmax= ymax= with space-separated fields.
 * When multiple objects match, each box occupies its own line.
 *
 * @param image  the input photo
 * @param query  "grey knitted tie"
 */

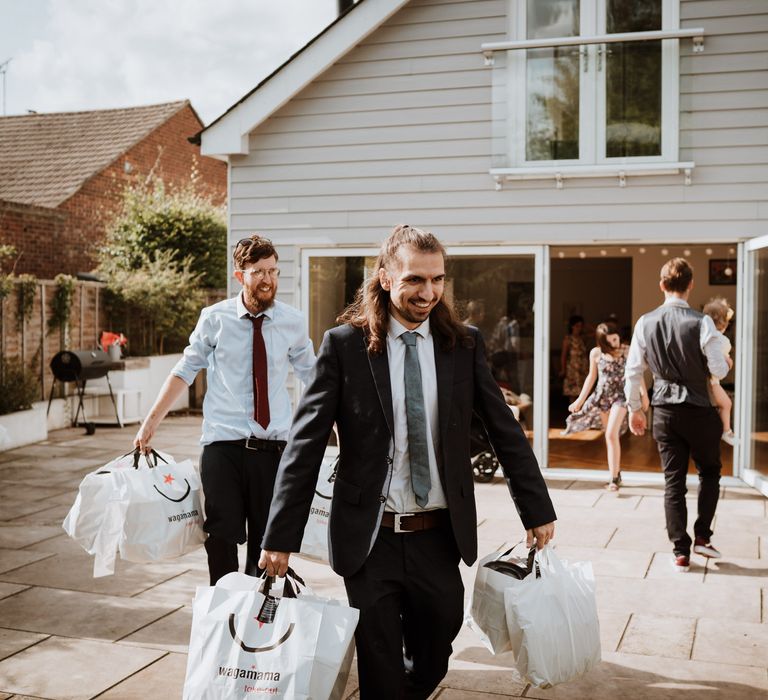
xmin=401 ymin=332 xmax=430 ymax=507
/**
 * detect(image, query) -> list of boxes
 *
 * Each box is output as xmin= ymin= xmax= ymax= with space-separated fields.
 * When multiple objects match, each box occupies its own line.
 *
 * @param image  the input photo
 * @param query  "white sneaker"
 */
xmin=722 ymin=431 xmax=738 ymax=446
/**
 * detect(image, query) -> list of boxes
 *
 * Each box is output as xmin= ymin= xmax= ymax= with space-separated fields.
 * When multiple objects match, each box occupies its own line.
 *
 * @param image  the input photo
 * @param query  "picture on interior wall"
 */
xmin=709 ymin=259 xmax=737 ymax=286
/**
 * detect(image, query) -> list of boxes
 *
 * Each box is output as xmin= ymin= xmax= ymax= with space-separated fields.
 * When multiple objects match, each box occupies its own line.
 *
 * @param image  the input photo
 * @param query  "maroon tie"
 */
xmin=249 ymin=315 xmax=270 ymax=429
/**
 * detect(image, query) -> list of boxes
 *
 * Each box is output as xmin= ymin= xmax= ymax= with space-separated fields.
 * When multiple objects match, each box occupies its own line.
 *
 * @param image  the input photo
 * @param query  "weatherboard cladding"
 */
xmin=226 ymin=0 xmax=767 ymax=262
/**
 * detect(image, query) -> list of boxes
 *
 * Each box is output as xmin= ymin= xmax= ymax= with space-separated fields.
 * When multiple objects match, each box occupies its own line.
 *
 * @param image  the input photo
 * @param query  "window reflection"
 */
xmin=751 ymin=249 xmax=768 ymax=477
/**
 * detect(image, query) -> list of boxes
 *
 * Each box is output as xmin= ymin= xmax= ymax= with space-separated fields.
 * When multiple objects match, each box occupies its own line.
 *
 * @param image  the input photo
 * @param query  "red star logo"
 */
xmin=163 ymin=473 xmax=175 ymax=485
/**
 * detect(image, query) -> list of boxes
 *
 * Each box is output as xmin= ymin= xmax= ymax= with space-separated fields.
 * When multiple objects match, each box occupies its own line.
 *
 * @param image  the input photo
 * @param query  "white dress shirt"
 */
xmin=385 ymin=316 xmax=447 ymax=513
xmin=624 ymin=297 xmax=729 ymax=411
xmin=171 ymin=293 xmax=316 ymax=444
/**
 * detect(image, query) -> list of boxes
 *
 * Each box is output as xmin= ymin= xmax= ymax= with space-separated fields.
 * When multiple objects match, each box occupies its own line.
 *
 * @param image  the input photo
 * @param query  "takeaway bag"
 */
xmin=297 ymin=455 xmax=338 ymax=563
xmin=183 ymin=570 xmax=359 ymax=700
xmin=63 ymin=449 xmax=205 ymax=577
xmin=463 ymin=543 xmax=534 ymax=654
xmin=504 ymin=545 xmax=601 ymax=688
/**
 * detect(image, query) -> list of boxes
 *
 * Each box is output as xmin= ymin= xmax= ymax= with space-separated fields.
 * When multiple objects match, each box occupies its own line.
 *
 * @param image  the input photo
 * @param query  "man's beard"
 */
xmin=244 ymin=286 xmax=276 ymax=312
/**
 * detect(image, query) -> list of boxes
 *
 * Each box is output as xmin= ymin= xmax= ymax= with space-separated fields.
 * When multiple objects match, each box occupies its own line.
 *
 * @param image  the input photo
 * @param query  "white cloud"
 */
xmin=6 ymin=0 xmax=337 ymax=122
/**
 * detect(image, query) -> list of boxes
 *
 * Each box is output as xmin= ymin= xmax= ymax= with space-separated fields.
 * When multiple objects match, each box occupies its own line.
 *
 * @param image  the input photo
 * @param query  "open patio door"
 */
xmin=737 ymin=236 xmax=768 ymax=496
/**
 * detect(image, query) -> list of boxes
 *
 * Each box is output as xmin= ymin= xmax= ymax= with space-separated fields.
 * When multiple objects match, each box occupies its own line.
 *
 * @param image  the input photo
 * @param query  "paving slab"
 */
xmin=0 ymin=587 xmax=177 ymax=642
xmin=0 ymin=584 xmax=27 ymax=602
xmin=692 ymin=617 xmax=768 ymax=667
xmin=618 ymin=614 xmax=695 ymax=659
xmin=118 ymin=606 xmax=191 ymax=653
xmin=553 ymin=546 xmax=652 ymax=579
xmin=0 ymin=550 xmax=191 ymax=597
xmin=0 ymin=636 xmax=165 ymax=700
xmin=0 ymin=525 xmax=63 ymax=551
xmin=712 ymin=497 xmax=766 ymax=518
xmin=133 ymin=570 xmax=208 ymax=606
xmin=523 ymin=651 xmax=768 ymax=699
xmin=5 ymin=503 xmax=72 ymax=528
xmin=0 ymin=550 xmax=53 ymax=576
xmin=590 ymin=492 xmax=643 ymax=512
xmin=0 ymin=500 xmax=63 ymax=523
xmin=91 ymin=652 xmax=186 ymax=699
xmin=703 ymin=556 xmax=768 ymax=588
xmin=0 ymin=630 xmax=48 ymax=662
xmin=645 ymin=551 xmax=706 ymax=582
xmin=594 ymin=576 xmax=761 ymax=623
xmin=597 ymin=611 xmax=630 ymax=653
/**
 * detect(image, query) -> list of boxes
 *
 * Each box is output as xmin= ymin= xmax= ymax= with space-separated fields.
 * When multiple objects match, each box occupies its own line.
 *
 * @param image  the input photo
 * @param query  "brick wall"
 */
xmin=2 ymin=104 xmax=227 ymax=279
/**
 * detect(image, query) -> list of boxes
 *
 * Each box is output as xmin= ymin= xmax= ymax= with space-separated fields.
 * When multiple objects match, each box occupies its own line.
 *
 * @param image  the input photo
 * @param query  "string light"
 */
xmin=600 ymin=250 xmax=607 ymax=256
xmin=579 ymin=251 xmax=586 ymax=259
xmin=639 ymin=247 xmax=646 ymax=254
xmin=705 ymin=248 xmax=713 ymax=256
xmin=620 ymin=247 xmax=627 ymax=253
xmin=684 ymin=249 xmax=691 ymax=256
xmin=558 ymin=251 xmax=565 ymax=258
xmin=661 ymin=248 xmax=668 ymax=255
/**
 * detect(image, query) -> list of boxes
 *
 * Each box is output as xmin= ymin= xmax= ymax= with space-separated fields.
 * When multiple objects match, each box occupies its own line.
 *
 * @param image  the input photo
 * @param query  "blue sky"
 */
xmin=0 ymin=0 xmax=337 ymax=123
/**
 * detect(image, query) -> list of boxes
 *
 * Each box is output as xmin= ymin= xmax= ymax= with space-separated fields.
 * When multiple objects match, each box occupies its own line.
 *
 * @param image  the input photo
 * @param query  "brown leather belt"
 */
xmin=381 ymin=510 xmax=448 ymax=533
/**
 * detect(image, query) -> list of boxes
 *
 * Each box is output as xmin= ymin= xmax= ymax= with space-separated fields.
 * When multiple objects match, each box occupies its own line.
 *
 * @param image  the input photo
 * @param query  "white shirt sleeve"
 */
xmin=171 ymin=309 xmax=214 ymax=385
xmin=289 ymin=331 xmax=317 ymax=386
xmin=624 ymin=316 xmax=648 ymax=412
xmin=700 ymin=316 xmax=729 ymax=380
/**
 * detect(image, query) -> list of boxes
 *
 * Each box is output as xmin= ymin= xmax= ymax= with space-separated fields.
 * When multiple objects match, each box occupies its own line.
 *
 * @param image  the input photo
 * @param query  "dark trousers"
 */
xmin=343 ymin=521 xmax=464 ymax=700
xmin=200 ymin=442 xmax=281 ymax=584
xmin=652 ymin=405 xmax=722 ymax=557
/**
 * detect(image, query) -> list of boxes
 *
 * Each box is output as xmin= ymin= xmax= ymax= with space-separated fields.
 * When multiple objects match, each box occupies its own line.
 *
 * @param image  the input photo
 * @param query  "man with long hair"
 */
xmin=260 ymin=225 xmax=556 ymax=699
xmin=135 ymin=235 xmax=315 ymax=584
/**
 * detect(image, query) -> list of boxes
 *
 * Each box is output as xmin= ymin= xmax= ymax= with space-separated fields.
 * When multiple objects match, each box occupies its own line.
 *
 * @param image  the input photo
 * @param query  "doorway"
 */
xmin=547 ymin=244 xmax=737 ymax=476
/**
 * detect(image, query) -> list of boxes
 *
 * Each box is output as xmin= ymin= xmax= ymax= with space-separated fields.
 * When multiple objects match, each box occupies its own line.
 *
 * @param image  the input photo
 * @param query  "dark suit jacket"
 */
xmin=262 ymin=323 xmax=556 ymax=578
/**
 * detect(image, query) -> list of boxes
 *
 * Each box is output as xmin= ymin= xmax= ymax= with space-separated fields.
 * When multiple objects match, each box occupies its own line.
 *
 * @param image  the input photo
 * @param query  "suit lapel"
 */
xmin=367 ymin=342 xmax=395 ymax=439
xmin=434 ymin=340 xmax=454 ymax=444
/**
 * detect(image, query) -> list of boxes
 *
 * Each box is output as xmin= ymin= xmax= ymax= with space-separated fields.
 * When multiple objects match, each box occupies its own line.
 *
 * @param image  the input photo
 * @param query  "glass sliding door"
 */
xmin=740 ymin=236 xmax=768 ymax=492
xmin=302 ymin=246 xmax=548 ymax=466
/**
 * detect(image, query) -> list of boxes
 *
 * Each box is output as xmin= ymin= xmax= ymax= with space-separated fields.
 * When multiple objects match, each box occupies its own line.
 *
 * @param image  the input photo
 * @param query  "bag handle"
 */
xmin=258 ymin=566 xmax=306 ymax=598
xmin=125 ymin=448 xmax=169 ymax=470
xmin=491 ymin=541 xmax=539 ymax=578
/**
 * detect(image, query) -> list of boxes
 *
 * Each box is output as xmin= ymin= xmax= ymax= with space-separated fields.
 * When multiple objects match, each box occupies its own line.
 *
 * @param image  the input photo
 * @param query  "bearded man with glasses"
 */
xmin=135 ymin=234 xmax=316 ymax=584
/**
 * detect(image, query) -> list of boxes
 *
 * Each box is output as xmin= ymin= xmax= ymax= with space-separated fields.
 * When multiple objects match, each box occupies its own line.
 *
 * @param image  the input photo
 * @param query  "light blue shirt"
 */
xmin=171 ymin=293 xmax=316 ymax=444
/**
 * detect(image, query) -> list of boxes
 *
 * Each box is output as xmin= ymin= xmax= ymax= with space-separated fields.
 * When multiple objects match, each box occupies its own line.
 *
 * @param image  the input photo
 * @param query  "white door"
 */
xmin=736 ymin=236 xmax=768 ymax=496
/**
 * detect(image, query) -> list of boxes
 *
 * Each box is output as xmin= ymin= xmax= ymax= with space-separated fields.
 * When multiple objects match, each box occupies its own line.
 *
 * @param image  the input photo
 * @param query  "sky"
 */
xmin=0 ymin=0 xmax=338 ymax=124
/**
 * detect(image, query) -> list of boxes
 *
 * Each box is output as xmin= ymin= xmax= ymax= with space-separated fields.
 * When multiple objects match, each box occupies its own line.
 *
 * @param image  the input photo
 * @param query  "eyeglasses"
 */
xmin=236 ymin=267 xmax=280 ymax=280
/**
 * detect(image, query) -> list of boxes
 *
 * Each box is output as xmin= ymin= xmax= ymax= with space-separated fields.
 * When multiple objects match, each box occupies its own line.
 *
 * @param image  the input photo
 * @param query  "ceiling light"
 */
xmin=620 ymin=247 xmax=627 ymax=253
xmin=661 ymin=248 xmax=668 ymax=255
xmin=639 ymin=247 xmax=646 ymax=254
xmin=579 ymin=251 xmax=586 ymax=259
xmin=558 ymin=251 xmax=565 ymax=258
xmin=683 ymin=249 xmax=691 ymax=256
xmin=600 ymin=250 xmax=607 ymax=256
xmin=705 ymin=248 xmax=713 ymax=256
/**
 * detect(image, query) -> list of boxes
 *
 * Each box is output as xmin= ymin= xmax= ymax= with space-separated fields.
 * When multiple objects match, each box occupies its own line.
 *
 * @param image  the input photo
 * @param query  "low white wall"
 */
xmin=0 ymin=404 xmax=48 ymax=452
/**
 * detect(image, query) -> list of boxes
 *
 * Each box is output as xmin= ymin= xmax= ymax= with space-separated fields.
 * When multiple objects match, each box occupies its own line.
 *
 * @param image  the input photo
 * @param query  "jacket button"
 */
xmin=379 ymin=495 xmax=386 ymax=503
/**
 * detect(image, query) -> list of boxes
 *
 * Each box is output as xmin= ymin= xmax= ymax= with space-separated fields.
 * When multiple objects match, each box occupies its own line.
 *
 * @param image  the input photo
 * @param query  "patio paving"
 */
xmin=0 ymin=415 xmax=764 ymax=699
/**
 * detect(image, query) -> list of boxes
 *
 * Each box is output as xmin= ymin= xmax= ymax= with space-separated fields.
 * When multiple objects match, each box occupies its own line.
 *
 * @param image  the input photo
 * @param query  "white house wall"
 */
xmin=228 ymin=0 xmax=768 ymax=309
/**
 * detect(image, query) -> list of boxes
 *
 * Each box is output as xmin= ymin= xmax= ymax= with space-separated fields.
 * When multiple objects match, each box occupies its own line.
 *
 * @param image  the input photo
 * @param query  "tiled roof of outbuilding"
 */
xmin=0 ymin=101 xmax=189 ymax=208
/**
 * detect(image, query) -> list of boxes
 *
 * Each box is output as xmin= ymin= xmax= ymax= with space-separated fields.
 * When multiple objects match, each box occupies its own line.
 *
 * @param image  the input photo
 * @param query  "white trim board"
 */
xmin=201 ymin=0 xmax=410 ymax=157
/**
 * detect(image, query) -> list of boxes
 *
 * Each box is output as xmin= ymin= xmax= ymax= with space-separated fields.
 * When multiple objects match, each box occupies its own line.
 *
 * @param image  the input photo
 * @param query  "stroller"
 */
xmin=470 ymin=416 xmax=500 ymax=483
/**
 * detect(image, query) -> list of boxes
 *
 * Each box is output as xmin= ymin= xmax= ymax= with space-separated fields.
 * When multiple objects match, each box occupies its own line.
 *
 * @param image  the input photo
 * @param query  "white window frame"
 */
xmin=496 ymin=0 xmax=691 ymax=183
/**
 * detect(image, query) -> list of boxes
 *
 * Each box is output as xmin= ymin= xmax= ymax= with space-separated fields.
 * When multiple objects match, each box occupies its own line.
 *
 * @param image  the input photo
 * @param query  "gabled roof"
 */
xmin=199 ymin=0 xmax=410 ymax=156
xmin=0 ymin=100 xmax=193 ymax=208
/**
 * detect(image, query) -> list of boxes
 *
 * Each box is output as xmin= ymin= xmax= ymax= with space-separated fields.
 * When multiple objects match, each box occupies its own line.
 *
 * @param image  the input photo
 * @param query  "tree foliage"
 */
xmin=101 ymin=178 xmax=227 ymax=289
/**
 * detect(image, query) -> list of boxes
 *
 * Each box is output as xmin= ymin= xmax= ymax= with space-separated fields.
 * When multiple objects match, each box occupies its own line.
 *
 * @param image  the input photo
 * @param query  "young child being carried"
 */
xmin=703 ymin=297 xmax=736 ymax=446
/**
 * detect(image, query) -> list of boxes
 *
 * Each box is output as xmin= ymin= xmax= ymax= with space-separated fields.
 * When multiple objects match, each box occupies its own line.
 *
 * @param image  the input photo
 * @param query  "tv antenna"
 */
xmin=0 ymin=58 xmax=11 ymax=116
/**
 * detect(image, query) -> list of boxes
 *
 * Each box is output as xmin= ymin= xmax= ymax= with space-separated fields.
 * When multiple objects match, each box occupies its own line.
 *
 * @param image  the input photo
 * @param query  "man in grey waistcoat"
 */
xmin=624 ymin=258 xmax=730 ymax=572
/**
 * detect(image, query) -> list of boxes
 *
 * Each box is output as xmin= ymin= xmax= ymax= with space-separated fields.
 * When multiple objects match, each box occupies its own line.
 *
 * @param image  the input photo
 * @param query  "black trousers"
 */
xmin=200 ymin=442 xmax=281 ymax=584
xmin=343 ymin=520 xmax=464 ymax=700
xmin=652 ymin=405 xmax=722 ymax=557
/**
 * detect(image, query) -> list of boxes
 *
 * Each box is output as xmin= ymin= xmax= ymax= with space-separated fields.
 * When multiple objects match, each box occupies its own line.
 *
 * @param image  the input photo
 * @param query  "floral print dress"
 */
xmin=564 ymin=351 xmax=628 ymax=435
xmin=562 ymin=334 xmax=588 ymax=398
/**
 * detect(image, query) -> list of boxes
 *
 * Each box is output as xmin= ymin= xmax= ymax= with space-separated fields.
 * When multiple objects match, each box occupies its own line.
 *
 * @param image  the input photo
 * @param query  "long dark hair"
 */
xmin=337 ymin=224 xmax=471 ymax=354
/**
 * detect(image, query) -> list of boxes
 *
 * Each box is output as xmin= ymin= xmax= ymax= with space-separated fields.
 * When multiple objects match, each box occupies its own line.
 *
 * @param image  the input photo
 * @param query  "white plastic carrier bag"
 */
xmin=463 ymin=543 xmax=535 ymax=654
xmin=504 ymin=545 xmax=601 ymax=688
xmin=183 ymin=569 xmax=359 ymax=700
xmin=297 ymin=455 xmax=338 ymax=564
xmin=63 ymin=448 xmax=205 ymax=577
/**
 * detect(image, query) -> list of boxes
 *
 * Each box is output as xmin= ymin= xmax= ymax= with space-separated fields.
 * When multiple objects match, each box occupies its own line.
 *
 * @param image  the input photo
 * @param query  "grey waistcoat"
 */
xmin=642 ymin=304 xmax=711 ymax=407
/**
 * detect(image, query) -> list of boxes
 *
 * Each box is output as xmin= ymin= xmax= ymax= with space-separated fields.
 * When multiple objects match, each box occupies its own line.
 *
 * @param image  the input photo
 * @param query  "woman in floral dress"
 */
xmin=560 ymin=315 xmax=588 ymax=402
xmin=563 ymin=322 xmax=632 ymax=490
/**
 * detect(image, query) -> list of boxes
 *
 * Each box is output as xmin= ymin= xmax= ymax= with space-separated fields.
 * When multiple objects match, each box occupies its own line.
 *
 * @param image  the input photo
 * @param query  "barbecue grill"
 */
xmin=47 ymin=349 xmax=122 ymax=432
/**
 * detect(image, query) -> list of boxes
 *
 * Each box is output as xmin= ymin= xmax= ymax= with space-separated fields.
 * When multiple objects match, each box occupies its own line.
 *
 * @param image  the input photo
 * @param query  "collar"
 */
xmin=663 ymin=296 xmax=690 ymax=308
xmin=236 ymin=291 xmax=274 ymax=320
xmin=388 ymin=314 xmax=430 ymax=341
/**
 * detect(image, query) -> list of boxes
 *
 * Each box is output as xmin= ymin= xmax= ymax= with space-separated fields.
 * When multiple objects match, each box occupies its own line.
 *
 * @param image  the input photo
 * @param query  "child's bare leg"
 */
xmin=710 ymin=383 xmax=732 ymax=433
xmin=605 ymin=405 xmax=626 ymax=481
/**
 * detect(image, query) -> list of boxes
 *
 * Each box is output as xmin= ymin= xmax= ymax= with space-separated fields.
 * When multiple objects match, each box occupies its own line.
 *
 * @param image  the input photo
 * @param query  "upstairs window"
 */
xmin=491 ymin=0 xmax=685 ymax=178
